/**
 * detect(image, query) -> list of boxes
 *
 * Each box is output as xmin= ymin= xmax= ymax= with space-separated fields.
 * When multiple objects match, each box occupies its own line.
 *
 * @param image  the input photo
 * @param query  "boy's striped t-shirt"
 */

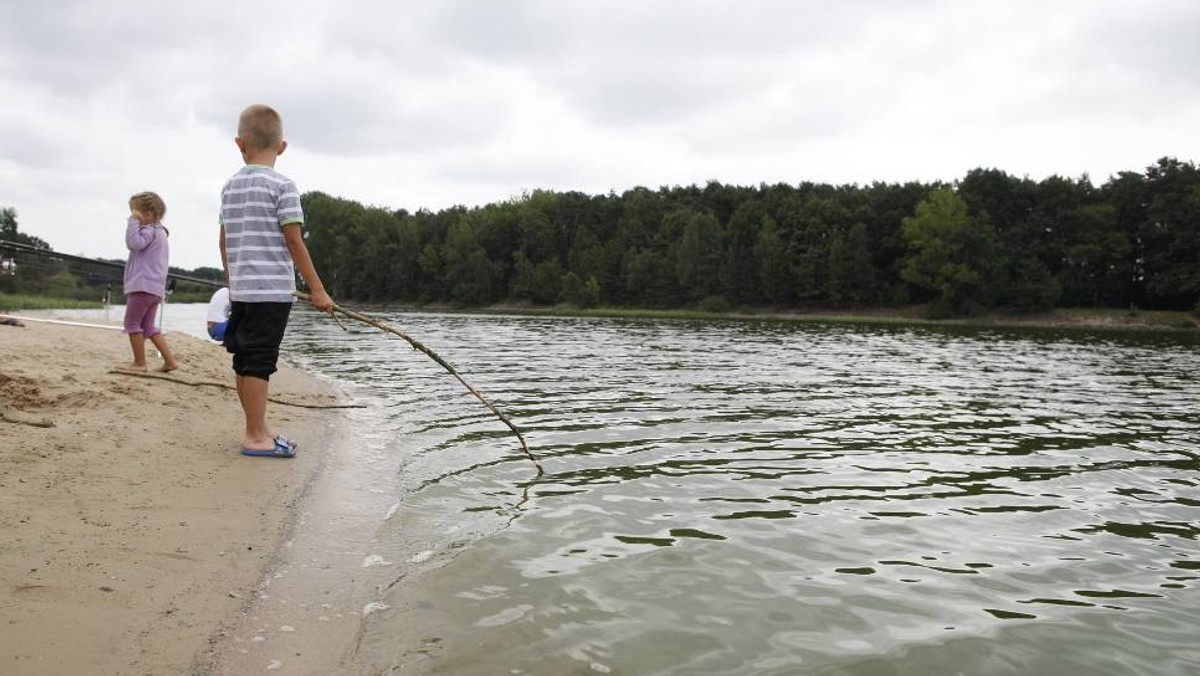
xmin=220 ymin=165 xmax=302 ymax=303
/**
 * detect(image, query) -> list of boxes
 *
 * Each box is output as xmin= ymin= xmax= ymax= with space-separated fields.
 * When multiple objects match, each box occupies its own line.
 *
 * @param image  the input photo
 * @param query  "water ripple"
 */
xmin=284 ymin=312 xmax=1200 ymax=675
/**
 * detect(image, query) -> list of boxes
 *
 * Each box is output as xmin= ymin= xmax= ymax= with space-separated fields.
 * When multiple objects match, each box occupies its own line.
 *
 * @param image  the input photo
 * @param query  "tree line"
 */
xmin=303 ymin=157 xmax=1200 ymax=315
xmin=4 ymin=157 xmax=1198 ymax=315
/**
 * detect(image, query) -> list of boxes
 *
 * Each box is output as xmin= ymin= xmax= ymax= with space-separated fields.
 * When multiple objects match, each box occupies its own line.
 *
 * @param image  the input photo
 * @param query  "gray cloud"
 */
xmin=195 ymin=72 xmax=511 ymax=157
xmin=1 ymin=1 xmax=228 ymax=96
xmin=1078 ymin=2 xmax=1200 ymax=79
xmin=1 ymin=0 xmax=1197 ymax=268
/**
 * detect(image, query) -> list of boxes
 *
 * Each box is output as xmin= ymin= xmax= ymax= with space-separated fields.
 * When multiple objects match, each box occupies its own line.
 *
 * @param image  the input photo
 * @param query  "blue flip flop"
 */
xmin=241 ymin=436 xmax=296 ymax=458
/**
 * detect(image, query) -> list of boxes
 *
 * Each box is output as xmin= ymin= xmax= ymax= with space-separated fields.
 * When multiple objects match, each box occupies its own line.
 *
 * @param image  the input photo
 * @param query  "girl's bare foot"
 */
xmin=116 ymin=363 xmax=147 ymax=372
xmin=158 ymin=363 xmax=179 ymax=373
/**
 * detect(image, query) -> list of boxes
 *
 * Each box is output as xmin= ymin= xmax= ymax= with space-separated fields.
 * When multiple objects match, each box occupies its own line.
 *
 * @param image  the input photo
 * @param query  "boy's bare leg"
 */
xmin=119 ymin=333 xmax=148 ymax=371
xmin=238 ymin=374 xmax=276 ymax=450
xmin=149 ymin=333 xmax=179 ymax=372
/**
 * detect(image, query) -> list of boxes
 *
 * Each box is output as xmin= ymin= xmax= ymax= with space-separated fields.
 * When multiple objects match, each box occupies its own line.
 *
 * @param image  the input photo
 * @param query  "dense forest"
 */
xmin=303 ymin=157 xmax=1199 ymax=316
xmin=3 ymin=157 xmax=1198 ymax=316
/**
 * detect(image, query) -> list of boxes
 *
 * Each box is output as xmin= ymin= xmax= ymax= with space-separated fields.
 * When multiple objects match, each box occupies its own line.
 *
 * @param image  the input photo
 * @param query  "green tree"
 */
xmin=958 ymin=169 xmax=1038 ymax=308
xmin=567 ymin=227 xmax=605 ymax=289
xmin=516 ymin=190 xmax=561 ymax=265
xmin=617 ymin=189 xmax=665 ymax=251
xmin=1059 ymin=203 xmax=1132 ymax=308
xmin=623 ymin=248 xmax=678 ymax=307
xmin=828 ymin=222 xmax=874 ymax=306
xmin=1 ymin=207 xmax=18 ymax=242
xmin=1 ymin=207 xmax=54 ymax=294
xmin=413 ymin=242 xmax=441 ymax=301
xmin=474 ymin=201 xmax=521 ymax=292
xmin=1004 ymin=257 xmax=1060 ymax=312
xmin=725 ymin=201 xmax=767 ymax=304
xmin=788 ymin=195 xmax=849 ymax=304
xmin=442 ymin=219 xmax=502 ymax=303
xmin=901 ymin=188 xmax=997 ymax=316
xmin=509 ymin=251 xmax=535 ymax=301
xmin=1006 ymin=174 xmax=1090 ymax=310
xmin=302 ymin=192 xmax=369 ymax=298
xmin=753 ymin=215 xmax=790 ymax=305
xmin=560 ymin=271 xmax=600 ymax=307
xmin=673 ymin=208 xmax=724 ymax=302
xmin=860 ymin=181 xmax=929 ymax=304
xmin=1 ymin=207 xmax=49 ymax=249
xmin=1101 ymin=171 xmax=1148 ymax=307
xmin=531 ymin=259 xmax=564 ymax=304
xmin=1139 ymin=157 xmax=1200 ymax=307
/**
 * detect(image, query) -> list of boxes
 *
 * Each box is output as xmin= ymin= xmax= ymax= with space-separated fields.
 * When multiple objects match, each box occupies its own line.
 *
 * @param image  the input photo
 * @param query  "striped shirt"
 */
xmin=220 ymin=165 xmax=302 ymax=303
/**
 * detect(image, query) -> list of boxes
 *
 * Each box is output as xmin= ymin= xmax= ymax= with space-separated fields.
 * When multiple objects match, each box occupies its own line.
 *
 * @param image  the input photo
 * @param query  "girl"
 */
xmin=119 ymin=191 xmax=179 ymax=372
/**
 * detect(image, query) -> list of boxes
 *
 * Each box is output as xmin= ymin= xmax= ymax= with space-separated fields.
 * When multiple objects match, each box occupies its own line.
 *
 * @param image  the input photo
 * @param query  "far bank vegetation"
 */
xmin=3 ymin=158 xmax=1198 ymax=323
xmin=301 ymin=158 xmax=1200 ymax=320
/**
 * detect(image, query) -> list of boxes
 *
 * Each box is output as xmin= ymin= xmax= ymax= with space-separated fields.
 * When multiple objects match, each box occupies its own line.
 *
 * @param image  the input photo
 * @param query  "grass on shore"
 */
xmin=1 ymin=291 xmax=210 ymax=311
xmin=0 ymin=292 xmax=105 ymax=311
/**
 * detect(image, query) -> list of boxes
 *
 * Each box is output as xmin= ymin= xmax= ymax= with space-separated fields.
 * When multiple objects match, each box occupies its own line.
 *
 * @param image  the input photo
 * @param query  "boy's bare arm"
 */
xmin=282 ymin=224 xmax=333 ymax=312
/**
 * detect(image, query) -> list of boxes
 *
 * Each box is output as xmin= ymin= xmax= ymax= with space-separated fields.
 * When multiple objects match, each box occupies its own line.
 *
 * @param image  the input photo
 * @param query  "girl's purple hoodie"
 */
xmin=123 ymin=216 xmax=170 ymax=297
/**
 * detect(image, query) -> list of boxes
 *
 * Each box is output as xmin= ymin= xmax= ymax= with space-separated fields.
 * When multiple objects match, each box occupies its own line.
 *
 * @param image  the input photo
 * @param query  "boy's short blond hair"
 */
xmin=237 ymin=104 xmax=284 ymax=151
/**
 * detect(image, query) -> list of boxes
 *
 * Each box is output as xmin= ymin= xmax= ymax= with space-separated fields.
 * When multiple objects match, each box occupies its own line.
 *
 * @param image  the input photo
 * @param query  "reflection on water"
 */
xmin=281 ymin=312 xmax=1200 ymax=675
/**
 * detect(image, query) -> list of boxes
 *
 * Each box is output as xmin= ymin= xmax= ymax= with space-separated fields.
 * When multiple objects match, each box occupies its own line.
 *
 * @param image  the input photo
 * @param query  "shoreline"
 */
xmin=6 ymin=297 xmax=1197 ymax=334
xmin=290 ymin=300 xmax=1199 ymax=333
xmin=486 ymin=304 xmax=1200 ymax=332
xmin=202 ymin=379 xmax=409 ymax=676
xmin=0 ymin=319 xmax=360 ymax=675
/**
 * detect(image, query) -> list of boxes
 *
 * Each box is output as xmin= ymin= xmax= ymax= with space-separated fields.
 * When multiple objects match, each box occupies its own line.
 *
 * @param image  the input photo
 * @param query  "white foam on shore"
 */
xmin=204 ymin=350 xmax=411 ymax=676
xmin=362 ymin=554 xmax=393 ymax=567
xmin=363 ymin=601 xmax=390 ymax=616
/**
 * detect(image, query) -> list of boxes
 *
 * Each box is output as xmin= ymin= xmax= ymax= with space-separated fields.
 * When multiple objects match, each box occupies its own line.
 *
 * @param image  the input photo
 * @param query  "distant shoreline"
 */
xmin=346 ymin=302 xmax=1200 ymax=334
xmin=5 ymin=291 xmax=1196 ymax=333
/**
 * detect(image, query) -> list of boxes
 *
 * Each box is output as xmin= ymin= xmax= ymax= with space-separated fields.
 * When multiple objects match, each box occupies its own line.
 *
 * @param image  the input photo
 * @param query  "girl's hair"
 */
xmin=129 ymin=191 xmax=169 ymax=235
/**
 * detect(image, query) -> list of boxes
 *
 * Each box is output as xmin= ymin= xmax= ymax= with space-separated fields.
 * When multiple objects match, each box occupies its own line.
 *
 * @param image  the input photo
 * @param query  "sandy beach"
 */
xmin=0 ymin=318 xmax=355 ymax=675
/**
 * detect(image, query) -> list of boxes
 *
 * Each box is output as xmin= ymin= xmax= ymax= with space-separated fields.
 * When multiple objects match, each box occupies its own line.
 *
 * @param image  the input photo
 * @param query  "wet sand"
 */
xmin=0 ymin=319 xmax=363 ymax=674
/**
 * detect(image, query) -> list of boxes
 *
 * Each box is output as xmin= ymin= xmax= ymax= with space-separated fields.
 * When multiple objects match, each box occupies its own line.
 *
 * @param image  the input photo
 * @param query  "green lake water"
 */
xmin=275 ymin=312 xmax=1200 ymax=675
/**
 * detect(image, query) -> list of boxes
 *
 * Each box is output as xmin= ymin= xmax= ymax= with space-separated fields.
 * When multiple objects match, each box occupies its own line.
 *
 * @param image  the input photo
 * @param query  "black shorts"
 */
xmin=224 ymin=301 xmax=292 ymax=380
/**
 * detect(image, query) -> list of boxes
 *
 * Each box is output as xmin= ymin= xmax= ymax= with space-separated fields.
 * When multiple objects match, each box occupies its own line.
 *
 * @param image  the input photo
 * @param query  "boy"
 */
xmin=219 ymin=104 xmax=333 ymax=458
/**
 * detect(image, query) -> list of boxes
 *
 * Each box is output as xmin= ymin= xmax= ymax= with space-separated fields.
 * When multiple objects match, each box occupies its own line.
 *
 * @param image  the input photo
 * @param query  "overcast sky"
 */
xmin=2 ymin=0 xmax=1196 ymax=269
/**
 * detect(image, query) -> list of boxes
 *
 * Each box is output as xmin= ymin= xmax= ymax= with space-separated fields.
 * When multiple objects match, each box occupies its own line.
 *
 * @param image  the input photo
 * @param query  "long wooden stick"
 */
xmin=295 ymin=293 xmax=544 ymax=475
xmin=1 ymin=315 xmax=122 ymax=330
xmin=107 ymin=369 xmax=366 ymax=409
xmin=1 ymin=407 xmax=55 ymax=428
